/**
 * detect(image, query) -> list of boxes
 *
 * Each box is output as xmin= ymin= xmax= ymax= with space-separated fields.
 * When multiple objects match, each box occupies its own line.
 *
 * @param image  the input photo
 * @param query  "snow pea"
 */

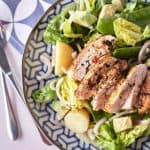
xmin=113 ymin=47 xmax=141 ymax=59
xmin=122 ymin=6 xmax=150 ymax=29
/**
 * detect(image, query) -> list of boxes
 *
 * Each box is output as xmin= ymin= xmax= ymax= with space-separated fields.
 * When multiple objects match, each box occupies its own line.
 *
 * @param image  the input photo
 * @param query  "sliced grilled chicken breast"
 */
xmin=75 ymin=55 xmax=117 ymax=100
xmin=138 ymin=71 xmax=150 ymax=113
xmin=68 ymin=35 xmax=115 ymax=81
xmin=92 ymin=60 xmax=128 ymax=111
xmin=104 ymin=64 xmax=147 ymax=113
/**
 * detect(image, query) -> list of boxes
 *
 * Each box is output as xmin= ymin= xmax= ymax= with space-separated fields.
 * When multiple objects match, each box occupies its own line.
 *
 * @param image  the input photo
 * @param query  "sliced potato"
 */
xmin=55 ymin=41 xmax=73 ymax=75
xmin=64 ymin=109 xmax=90 ymax=133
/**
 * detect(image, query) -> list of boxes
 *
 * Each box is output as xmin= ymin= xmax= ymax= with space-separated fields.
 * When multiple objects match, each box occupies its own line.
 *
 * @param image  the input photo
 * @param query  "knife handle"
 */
xmin=0 ymin=70 xmax=18 ymax=140
xmin=6 ymin=72 xmax=52 ymax=145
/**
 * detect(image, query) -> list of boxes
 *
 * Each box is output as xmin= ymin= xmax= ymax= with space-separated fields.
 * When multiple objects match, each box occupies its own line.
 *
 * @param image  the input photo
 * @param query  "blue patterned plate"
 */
xmin=22 ymin=0 xmax=150 ymax=149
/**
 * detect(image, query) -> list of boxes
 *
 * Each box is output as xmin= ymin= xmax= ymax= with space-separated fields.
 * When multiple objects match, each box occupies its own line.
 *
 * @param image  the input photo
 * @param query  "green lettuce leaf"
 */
xmin=96 ymin=137 xmax=124 ymax=150
xmin=51 ymin=99 xmax=69 ymax=119
xmin=96 ymin=123 xmax=125 ymax=150
xmin=143 ymin=25 xmax=150 ymax=39
xmin=43 ymin=2 xmax=78 ymax=44
xmin=123 ymin=0 xmax=150 ymax=13
xmin=62 ymin=20 xmax=83 ymax=38
xmin=44 ymin=24 xmax=74 ymax=44
xmin=90 ymin=0 xmax=110 ymax=16
xmin=99 ymin=123 xmax=116 ymax=140
xmin=117 ymin=124 xmax=149 ymax=147
xmin=32 ymin=82 xmax=56 ymax=103
xmin=69 ymin=11 xmax=97 ymax=29
xmin=113 ymin=18 xmax=142 ymax=46
xmin=60 ymin=76 xmax=86 ymax=109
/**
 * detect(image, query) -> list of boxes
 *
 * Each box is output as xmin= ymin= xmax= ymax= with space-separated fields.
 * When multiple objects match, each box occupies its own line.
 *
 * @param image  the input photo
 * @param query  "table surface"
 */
xmin=0 ymin=0 xmax=59 ymax=150
xmin=0 ymin=81 xmax=59 ymax=150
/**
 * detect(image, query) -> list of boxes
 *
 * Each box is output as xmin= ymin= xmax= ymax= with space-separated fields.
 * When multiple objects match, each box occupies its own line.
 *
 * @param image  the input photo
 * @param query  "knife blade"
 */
xmin=0 ymin=22 xmax=52 ymax=145
xmin=0 ymin=67 xmax=18 ymax=140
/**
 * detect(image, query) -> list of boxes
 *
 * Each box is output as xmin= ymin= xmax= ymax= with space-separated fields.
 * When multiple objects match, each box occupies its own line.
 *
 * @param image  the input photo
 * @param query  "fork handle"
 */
xmin=0 ymin=70 xmax=18 ymax=140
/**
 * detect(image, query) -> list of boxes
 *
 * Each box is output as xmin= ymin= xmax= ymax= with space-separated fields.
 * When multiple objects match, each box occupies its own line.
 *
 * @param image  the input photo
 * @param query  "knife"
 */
xmin=0 ymin=22 xmax=52 ymax=145
xmin=0 ymin=68 xmax=18 ymax=140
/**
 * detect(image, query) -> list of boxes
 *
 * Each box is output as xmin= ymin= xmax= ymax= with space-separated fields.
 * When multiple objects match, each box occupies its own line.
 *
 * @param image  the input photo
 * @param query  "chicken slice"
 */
xmin=92 ymin=60 xmax=128 ymax=111
xmin=68 ymin=35 xmax=115 ymax=81
xmin=75 ymin=55 xmax=117 ymax=100
xmin=138 ymin=71 xmax=150 ymax=113
xmin=104 ymin=64 xmax=147 ymax=113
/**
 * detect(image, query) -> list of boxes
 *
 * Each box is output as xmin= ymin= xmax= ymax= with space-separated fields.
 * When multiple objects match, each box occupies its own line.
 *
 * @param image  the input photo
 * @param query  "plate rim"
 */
xmin=22 ymin=0 xmax=70 ymax=149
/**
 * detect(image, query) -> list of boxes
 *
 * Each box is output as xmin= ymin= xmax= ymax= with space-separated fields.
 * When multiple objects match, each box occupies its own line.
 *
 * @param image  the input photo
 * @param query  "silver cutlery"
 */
xmin=0 ymin=23 xmax=19 ymax=140
xmin=0 ymin=68 xmax=18 ymax=140
xmin=0 ymin=22 xmax=52 ymax=144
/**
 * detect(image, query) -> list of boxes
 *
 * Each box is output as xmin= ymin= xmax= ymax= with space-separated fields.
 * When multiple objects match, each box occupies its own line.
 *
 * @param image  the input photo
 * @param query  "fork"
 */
xmin=0 ymin=22 xmax=52 ymax=145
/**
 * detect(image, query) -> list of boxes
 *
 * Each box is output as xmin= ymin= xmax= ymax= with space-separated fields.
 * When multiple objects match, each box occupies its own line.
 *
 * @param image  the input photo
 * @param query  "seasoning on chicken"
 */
xmin=92 ymin=60 xmax=128 ymax=111
xmin=75 ymin=55 xmax=117 ymax=100
xmin=68 ymin=35 xmax=115 ymax=81
xmin=138 ymin=71 xmax=150 ymax=114
xmin=104 ymin=64 xmax=147 ymax=113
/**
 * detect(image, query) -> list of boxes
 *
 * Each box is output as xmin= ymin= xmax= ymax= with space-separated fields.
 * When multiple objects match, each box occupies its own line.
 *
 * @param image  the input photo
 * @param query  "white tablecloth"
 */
xmin=0 ymin=1 xmax=59 ymax=149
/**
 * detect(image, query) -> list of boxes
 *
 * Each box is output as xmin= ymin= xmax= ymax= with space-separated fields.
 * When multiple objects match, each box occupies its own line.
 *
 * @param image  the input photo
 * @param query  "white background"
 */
xmin=0 ymin=77 xmax=59 ymax=150
xmin=0 ymin=43 xmax=59 ymax=150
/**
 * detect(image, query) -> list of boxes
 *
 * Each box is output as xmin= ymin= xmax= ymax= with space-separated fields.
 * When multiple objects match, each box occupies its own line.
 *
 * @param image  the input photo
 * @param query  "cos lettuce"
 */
xmin=44 ymin=0 xmax=111 ymax=44
xmin=69 ymin=11 xmax=97 ymax=29
xmin=117 ymin=124 xmax=149 ymax=147
xmin=32 ymin=81 xmax=56 ymax=103
xmin=96 ymin=123 xmax=124 ymax=150
xmin=113 ymin=18 xmax=142 ymax=46
xmin=58 ymin=76 xmax=86 ymax=109
xmin=143 ymin=25 xmax=150 ymax=39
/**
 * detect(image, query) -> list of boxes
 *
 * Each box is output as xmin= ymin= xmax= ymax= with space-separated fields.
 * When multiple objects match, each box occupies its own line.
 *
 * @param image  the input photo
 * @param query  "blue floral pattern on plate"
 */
xmin=22 ymin=0 xmax=150 ymax=150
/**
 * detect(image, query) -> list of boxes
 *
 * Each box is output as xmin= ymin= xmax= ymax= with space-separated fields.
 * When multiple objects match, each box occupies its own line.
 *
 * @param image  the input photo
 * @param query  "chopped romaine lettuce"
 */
xmin=123 ymin=1 xmax=150 ymax=13
xmin=96 ymin=123 xmax=124 ymax=150
xmin=32 ymin=82 xmax=56 ymax=103
xmin=51 ymin=99 xmax=69 ymax=119
xmin=98 ymin=123 xmax=116 ymax=140
xmin=43 ymin=0 xmax=112 ymax=44
xmin=121 ymin=6 xmax=150 ymax=29
xmin=76 ymin=0 xmax=107 ymax=15
xmin=85 ymin=103 xmax=110 ymax=123
xmin=51 ymin=100 xmax=62 ymax=112
xmin=113 ymin=18 xmax=142 ymax=46
xmin=43 ymin=23 xmax=74 ymax=44
xmin=69 ymin=11 xmax=97 ymax=29
xmin=96 ymin=136 xmax=124 ymax=150
xmin=62 ymin=20 xmax=83 ymax=38
xmin=43 ymin=2 xmax=78 ymax=44
xmin=115 ymin=38 xmax=126 ymax=48
xmin=117 ymin=124 xmax=149 ymax=147
xmin=90 ymin=0 xmax=110 ymax=17
xmin=143 ymin=25 xmax=150 ymax=39
xmin=144 ymin=125 xmax=150 ymax=136
xmin=95 ymin=122 xmax=149 ymax=150
xmin=59 ymin=76 xmax=86 ymax=109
